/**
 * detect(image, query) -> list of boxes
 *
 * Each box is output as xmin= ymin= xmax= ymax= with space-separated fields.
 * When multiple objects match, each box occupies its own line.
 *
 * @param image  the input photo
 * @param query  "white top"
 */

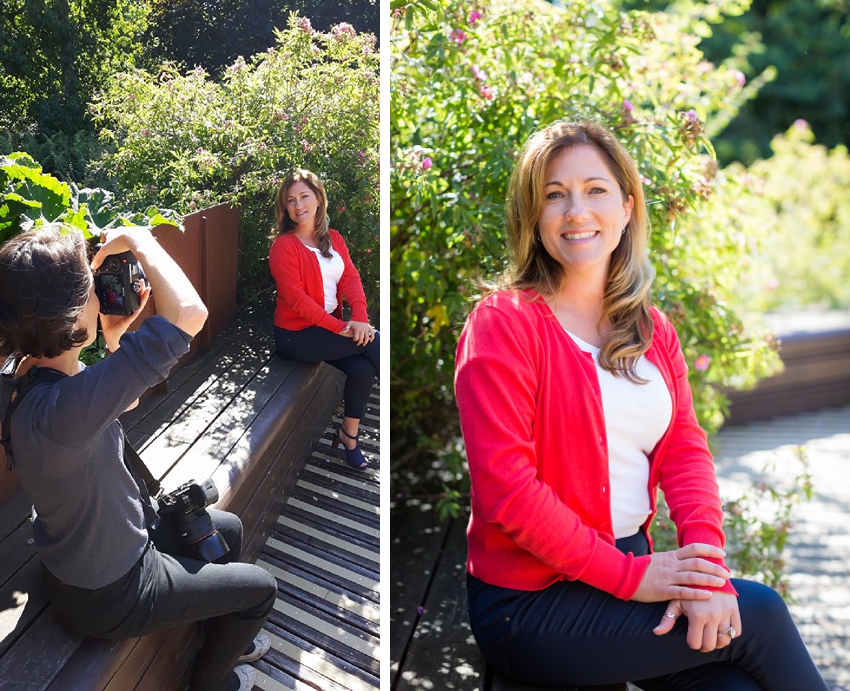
xmin=567 ymin=330 xmax=674 ymax=539
xmin=307 ymin=247 xmax=344 ymax=314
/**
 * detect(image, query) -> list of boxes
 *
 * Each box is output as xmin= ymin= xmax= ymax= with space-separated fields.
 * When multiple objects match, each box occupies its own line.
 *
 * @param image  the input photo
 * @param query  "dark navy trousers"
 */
xmin=274 ymin=325 xmax=380 ymax=419
xmin=467 ymin=533 xmax=827 ymax=690
xmin=43 ymin=510 xmax=277 ymax=691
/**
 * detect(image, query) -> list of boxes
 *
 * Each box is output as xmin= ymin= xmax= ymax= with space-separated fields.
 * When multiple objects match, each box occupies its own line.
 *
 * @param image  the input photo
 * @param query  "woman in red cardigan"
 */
xmin=454 ymin=121 xmax=825 ymax=690
xmin=269 ymin=170 xmax=378 ymax=469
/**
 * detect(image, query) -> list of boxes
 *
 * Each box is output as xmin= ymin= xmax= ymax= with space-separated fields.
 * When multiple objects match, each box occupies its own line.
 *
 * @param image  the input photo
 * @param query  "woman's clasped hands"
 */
xmin=341 ymin=320 xmax=375 ymax=345
xmin=631 ymin=543 xmax=741 ymax=653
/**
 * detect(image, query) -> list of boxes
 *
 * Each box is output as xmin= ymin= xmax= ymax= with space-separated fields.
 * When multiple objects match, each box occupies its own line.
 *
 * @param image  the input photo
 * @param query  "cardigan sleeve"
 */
xmin=456 ymin=298 xmax=651 ymax=599
xmin=269 ymin=236 xmax=347 ymax=333
xmin=652 ymin=310 xmax=737 ymax=596
xmin=331 ymin=230 xmax=369 ymax=323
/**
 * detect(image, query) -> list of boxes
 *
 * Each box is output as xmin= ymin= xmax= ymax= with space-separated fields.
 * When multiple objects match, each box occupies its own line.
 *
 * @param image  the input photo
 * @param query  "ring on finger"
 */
xmin=664 ymin=611 xmax=676 ymax=619
xmin=720 ymin=626 xmax=736 ymax=639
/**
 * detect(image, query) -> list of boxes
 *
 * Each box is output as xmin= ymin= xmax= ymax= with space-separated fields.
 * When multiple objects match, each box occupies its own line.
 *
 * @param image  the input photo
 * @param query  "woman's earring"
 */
xmin=621 ymin=226 xmax=627 ymax=235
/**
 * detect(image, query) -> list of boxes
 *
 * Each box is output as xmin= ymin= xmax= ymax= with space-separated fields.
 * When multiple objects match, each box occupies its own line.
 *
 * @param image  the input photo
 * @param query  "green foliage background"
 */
xmin=618 ymin=0 xmax=850 ymax=166
xmin=391 ymin=0 xmax=783 ymax=484
xmin=145 ymin=0 xmax=379 ymax=74
xmin=88 ymin=18 xmax=380 ymax=302
xmin=1 ymin=3 xmax=381 ymax=306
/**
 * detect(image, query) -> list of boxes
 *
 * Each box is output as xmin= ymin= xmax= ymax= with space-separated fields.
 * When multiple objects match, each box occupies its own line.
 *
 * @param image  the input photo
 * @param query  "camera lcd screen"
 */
xmin=99 ymin=274 xmax=125 ymax=310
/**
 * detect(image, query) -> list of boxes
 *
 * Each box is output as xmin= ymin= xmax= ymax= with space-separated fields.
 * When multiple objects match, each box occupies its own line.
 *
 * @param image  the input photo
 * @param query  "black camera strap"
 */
xmin=120 ymin=428 xmax=162 ymax=499
xmin=3 ymin=365 xmax=66 ymax=473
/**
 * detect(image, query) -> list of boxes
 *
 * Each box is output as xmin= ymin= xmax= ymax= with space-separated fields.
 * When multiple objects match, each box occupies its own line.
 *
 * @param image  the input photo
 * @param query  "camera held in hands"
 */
xmin=157 ymin=478 xmax=230 ymax=563
xmin=93 ymin=250 xmax=146 ymax=316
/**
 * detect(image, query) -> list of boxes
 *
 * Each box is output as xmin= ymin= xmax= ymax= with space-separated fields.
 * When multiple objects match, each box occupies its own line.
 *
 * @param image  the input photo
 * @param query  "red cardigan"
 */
xmin=454 ymin=290 xmax=736 ymax=600
xmin=269 ymin=229 xmax=369 ymax=333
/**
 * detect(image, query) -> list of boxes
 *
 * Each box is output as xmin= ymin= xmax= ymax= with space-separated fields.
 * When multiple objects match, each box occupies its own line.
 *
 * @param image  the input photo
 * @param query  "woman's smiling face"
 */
xmin=537 ymin=144 xmax=633 ymax=278
xmin=285 ymin=181 xmax=319 ymax=230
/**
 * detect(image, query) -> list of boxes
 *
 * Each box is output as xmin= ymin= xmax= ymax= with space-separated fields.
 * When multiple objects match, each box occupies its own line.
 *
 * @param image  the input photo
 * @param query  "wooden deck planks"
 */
xmin=249 ymin=383 xmax=381 ymax=690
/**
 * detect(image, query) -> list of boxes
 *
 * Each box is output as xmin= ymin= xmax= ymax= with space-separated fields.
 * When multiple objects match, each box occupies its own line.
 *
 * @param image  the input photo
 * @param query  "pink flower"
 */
xmin=302 ymin=140 xmax=313 ymax=153
xmin=422 ymin=157 xmax=433 ymax=170
xmin=623 ymin=99 xmax=634 ymax=112
xmin=296 ymin=17 xmax=313 ymax=32
xmin=471 ymin=65 xmax=488 ymax=81
xmin=365 ymin=248 xmax=372 ymax=254
xmin=469 ymin=10 xmax=483 ymax=25
xmin=450 ymin=29 xmax=466 ymax=43
xmin=332 ymin=22 xmax=356 ymax=40
xmin=686 ymin=109 xmax=698 ymax=123
xmin=694 ymin=354 xmax=711 ymax=371
xmin=793 ymin=119 xmax=809 ymax=130
xmin=640 ymin=175 xmax=651 ymax=186
xmin=150 ymin=185 xmax=157 ymax=191
xmin=765 ymin=277 xmax=780 ymax=291
xmin=337 ymin=204 xmax=346 ymax=214
xmin=140 ymin=128 xmax=151 ymax=137
xmin=295 ymin=124 xmax=302 ymax=132
xmin=479 ymin=84 xmax=493 ymax=100
xmin=729 ymin=68 xmax=746 ymax=87
xmin=189 ymin=201 xmax=196 ymax=210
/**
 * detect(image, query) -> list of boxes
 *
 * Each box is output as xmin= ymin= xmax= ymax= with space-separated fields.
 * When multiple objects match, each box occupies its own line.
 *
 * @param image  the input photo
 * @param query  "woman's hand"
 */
xmin=631 ymin=543 xmax=730 ymax=603
xmin=91 ymin=227 xmax=156 ymax=270
xmin=93 ymin=226 xmax=208 ymax=337
xmin=100 ymin=280 xmax=151 ymax=353
xmin=654 ymin=592 xmax=741 ymax=652
xmin=341 ymin=320 xmax=375 ymax=346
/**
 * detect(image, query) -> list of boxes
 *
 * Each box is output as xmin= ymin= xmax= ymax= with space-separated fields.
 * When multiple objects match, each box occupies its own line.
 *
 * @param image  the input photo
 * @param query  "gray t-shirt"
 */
xmin=0 ymin=316 xmax=191 ymax=589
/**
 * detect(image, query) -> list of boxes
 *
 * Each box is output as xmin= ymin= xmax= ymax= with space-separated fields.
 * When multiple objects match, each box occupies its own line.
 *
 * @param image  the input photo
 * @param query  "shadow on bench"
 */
xmin=0 ymin=305 xmax=344 ymax=690
xmin=391 ymin=500 xmax=628 ymax=691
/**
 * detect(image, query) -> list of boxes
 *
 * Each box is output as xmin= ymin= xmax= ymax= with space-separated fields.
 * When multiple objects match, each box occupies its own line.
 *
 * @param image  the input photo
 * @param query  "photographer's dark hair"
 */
xmin=0 ymin=226 xmax=93 ymax=358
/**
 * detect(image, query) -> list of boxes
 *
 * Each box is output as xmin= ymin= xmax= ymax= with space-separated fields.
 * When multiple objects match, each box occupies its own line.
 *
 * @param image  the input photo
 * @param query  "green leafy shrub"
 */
xmin=0 ymin=130 xmax=107 ymax=186
xmin=739 ymin=123 xmax=850 ymax=311
xmin=1 ymin=152 xmax=175 ymax=243
xmin=90 ymin=15 xmax=380 ymax=303
xmin=391 ymin=0 xmax=781 ymax=490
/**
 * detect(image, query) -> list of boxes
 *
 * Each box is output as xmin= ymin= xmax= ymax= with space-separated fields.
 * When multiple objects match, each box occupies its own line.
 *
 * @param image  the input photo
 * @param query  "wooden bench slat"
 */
xmin=0 ymin=605 xmax=82 ymax=688
xmin=46 ymin=637 xmax=138 ymax=691
xmin=389 ymin=501 xmax=453 ymax=670
xmin=0 ymin=557 xmax=53 ymax=659
xmin=393 ymin=515 xmax=484 ymax=691
xmin=0 ymin=491 xmax=32 ymax=544
xmin=0 ymin=521 xmax=36 ymax=590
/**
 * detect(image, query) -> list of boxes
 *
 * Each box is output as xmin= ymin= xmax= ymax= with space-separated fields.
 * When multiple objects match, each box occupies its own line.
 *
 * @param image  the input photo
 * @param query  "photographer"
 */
xmin=0 ymin=226 xmax=277 ymax=691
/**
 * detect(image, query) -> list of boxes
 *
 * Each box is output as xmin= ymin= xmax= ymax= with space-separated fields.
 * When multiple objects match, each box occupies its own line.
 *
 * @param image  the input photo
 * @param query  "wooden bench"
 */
xmin=0 ymin=304 xmax=345 ymax=690
xmin=725 ymin=314 xmax=850 ymax=425
xmin=391 ymin=500 xmax=629 ymax=691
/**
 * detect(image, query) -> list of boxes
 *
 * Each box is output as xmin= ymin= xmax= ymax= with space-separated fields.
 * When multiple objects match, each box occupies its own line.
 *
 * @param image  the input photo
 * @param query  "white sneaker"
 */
xmin=238 ymin=631 xmax=271 ymax=663
xmin=230 ymin=664 xmax=257 ymax=691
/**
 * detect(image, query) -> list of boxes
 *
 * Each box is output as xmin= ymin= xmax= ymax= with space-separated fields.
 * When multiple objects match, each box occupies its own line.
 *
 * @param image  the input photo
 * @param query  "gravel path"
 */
xmin=715 ymin=404 xmax=850 ymax=690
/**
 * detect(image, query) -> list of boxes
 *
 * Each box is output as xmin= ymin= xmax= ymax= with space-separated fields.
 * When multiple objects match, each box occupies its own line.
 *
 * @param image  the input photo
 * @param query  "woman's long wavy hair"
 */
xmin=0 ymin=226 xmax=93 ymax=359
xmin=502 ymin=120 xmax=655 ymax=383
xmin=273 ymin=169 xmax=332 ymax=258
